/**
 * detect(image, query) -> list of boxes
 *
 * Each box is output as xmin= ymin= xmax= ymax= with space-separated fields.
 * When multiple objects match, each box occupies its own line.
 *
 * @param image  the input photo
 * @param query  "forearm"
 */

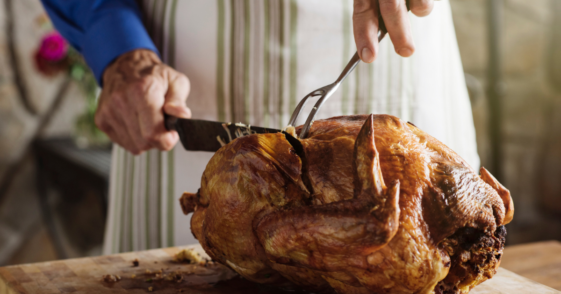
xmin=40 ymin=0 xmax=159 ymax=85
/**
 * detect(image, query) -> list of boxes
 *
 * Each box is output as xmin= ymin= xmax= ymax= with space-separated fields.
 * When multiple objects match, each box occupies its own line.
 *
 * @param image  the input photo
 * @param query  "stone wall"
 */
xmin=451 ymin=0 xmax=561 ymax=244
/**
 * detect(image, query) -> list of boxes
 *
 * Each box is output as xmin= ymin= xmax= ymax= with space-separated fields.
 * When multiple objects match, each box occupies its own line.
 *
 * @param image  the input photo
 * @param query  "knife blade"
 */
xmin=164 ymin=114 xmax=281 ymax=152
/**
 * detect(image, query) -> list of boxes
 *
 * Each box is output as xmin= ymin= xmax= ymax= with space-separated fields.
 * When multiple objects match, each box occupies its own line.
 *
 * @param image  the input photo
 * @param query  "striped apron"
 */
xmin=102 ymin=0 xmax=480 ymax=254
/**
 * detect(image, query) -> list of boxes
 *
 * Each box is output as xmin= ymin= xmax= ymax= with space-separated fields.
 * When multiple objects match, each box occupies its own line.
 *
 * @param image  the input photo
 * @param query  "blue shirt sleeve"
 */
xmin=40 ymin=0 xmax=159 ymax=85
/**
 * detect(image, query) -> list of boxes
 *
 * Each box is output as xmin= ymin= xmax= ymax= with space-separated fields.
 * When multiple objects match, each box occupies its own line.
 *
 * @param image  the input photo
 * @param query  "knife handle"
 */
xmin=164 ymin=113 xmax=178 ymax=131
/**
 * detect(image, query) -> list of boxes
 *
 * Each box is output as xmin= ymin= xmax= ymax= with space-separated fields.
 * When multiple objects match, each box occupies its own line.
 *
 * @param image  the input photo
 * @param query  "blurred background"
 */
xmin=0 ymin=0 xmax=560 ymax=266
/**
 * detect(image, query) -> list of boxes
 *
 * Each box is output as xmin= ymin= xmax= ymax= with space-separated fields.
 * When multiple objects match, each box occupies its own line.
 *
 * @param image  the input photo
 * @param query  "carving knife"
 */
xmin=164 ymin=115 xmax=281 ymax=152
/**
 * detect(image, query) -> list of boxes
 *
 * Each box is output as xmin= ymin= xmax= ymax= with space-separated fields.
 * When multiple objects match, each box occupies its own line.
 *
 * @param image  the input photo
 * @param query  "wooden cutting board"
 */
xmin=0 ymin=245 xmax=558 ymax=294
xmin=500 ymin=241 xmax=561 ymax=290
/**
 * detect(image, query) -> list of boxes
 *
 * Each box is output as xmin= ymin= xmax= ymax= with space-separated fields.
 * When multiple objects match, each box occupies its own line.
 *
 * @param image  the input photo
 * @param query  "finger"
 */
xmin=138 ymin=99 xmax=178 ymax=152
xmin=163 ymin=72 xmax=191 ymax=118
xmin=136 ymin=73 xmax=179 ymax=151
xmin=109 ymin=92 xmax=154 ymax=154
xmin=127 ymin=111 xmax=154 ymax=153
xmin=112 ymin=107 xmax=151 ymax=155
xmin=157 ymin=72 xmax=191 ymax=151
xmin=380 ymin=0 xmax=415 ymax=57
xmin=95 ymin=108 xmax=142 ymax=154
xmin=353 ymin=0 xmax=380 ymax=63
xmin=409 ymin=0 xmax=434 ymax=17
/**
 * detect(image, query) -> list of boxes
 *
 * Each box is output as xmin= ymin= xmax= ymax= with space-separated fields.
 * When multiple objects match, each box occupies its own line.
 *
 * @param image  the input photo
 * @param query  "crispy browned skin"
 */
xmin=181 ymin=114 xmax=514 ymax=294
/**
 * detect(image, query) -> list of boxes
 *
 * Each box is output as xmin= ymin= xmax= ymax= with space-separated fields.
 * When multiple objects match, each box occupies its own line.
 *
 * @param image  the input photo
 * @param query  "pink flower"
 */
xmin=38 ymin=32 xmax=68 ymax=61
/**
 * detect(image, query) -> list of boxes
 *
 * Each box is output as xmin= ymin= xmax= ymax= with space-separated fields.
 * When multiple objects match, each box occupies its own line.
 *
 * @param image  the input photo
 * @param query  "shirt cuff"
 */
xmin=82 ymin=8 xmax=159 ymax=86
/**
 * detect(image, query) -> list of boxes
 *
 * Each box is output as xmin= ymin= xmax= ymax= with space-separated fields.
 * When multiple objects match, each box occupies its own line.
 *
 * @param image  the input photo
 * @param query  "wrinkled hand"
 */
xmin=96 ymin=49 xmax=191 ymax=155
xmin=353 ymin=0 xmax=434 ymax=63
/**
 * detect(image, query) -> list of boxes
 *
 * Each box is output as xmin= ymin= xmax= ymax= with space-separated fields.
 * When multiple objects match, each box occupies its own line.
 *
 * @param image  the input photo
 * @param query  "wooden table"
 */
xmin=501 ymin=240 xmax=561 ymax=291
xmin=0 ymin=242 xmax=559 ymax=294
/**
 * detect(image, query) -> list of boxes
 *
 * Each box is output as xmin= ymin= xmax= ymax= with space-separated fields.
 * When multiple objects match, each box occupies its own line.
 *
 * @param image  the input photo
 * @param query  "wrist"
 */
xmin=102 ymin=49 xmax=162 ymax=85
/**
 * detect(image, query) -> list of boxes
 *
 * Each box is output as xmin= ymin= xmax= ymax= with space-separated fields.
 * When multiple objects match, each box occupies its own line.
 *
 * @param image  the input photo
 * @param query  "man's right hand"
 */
xmin=95 ymin=49 xmax=191 ymax=155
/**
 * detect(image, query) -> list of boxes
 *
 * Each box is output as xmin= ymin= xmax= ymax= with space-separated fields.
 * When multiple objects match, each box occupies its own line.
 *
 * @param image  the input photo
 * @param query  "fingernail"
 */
xmin=398 ymin=48 xmax=413 ymax=57
xmin=361 ymin=47 xmax=374 ymax=63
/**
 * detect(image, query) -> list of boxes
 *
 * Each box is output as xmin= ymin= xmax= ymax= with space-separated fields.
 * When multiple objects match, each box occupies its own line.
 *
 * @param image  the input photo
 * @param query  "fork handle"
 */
xmin=334 ymin=52 xmax=361 ymax=84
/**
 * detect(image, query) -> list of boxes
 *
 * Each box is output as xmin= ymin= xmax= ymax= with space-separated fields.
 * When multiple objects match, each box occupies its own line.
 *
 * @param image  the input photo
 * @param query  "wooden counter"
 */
xmin=501 ymin=240 xmax=561 ymax=291
xmin=0 ymin=243 xmax=559 ymax=294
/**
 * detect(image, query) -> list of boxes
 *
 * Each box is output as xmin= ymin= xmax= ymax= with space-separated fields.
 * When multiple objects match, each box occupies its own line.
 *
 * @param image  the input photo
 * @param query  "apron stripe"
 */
xmin=128 ymin=154 xmax=135 ymax=251
xmin=118 ymin=150 xmax=125 ymax=253
xmin=394 ymin=51 xmax=402 ymax=117
xmin=408 ymin=53 xmax=414 ymax=121
xmin=148 ymin=1 xmax=158 ymax=36
xmin=120 ymin=152 xmax=129 ymax=252
xmin=229 ymin=0 xmax=236 ymax=121
xmin=149 ymin=150 xmax=159 ymax=249
xmin=394 ymin=54 xmax=401 ymax=117
xmin=277 ymin=0 xmax=285 ymax=127
xmin=112 ymin=147 xmax=123 ymax=253
xmin=144 ymin=150 xmax=151 ymax=249
xmin=385 ymin=41 xmax=391 ymax=114
xmin=243 ymin=0 xmax=251 ymax=123
xmin=126 ymin=152 xmax=132 ymax=251
xmin=158 ymin=1 xmax=169 ymax=52
xmin=399 ymin=51 xmax=405 ymax=120
xmin=167 ymin=0 xmax=178 ymax=68
xmin=166 ymin=151 xmax=175 ymax=246
xmin=140 ymin=154 xmax=147 ymax=249
xmin=361 ymin=64 xmax=369 ymax=113
xmin=150 ymin=0 xmax=163 ymax=51
xmin=217 ymin=0 xmax=226 ymax=121
xmin=341 ymin=0 xmax=351 ymax=115
xmin=235 ymin=0 xmax=242 ymax=123
xmin=353 ymin=65 xmax=360 ymax=114
xmin=237 ymin=0 xmax=245 ymax=122
xmin=367 ymin=60 xmax=374 ymax=113
xmin=251 ymin=0 xmax=262 ymax=127
xmin=288 ymin=0 xmax=298 ymax=115
xmin=121 ymin=151 xmax=128 ymax=252
xmin=270 ymin=2 xmax=277 ymax=126
xmin=262 ymin=0 xmax=271 ymax=127
xmin=156 ymin=151 xmax=162 ymax=248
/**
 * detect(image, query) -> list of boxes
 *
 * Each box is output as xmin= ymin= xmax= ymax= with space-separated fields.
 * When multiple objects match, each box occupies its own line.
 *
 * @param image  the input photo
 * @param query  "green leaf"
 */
xmin=70 ymin=65 xmax=85 ymax=81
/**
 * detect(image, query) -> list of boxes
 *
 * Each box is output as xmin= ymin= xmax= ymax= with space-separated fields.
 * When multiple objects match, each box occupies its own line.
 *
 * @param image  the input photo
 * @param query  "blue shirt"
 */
xmin=41 ymin=0 xmax=159 ymax=85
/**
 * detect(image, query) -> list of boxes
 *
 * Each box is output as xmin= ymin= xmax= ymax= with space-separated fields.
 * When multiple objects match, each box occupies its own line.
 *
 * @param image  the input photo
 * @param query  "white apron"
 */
xmin=103 ymin=0 xmax=479 ymax=254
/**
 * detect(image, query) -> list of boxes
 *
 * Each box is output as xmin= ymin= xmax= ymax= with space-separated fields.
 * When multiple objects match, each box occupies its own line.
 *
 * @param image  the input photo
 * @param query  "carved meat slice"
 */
xmin=181 ymin=114 xmax=513 ymax=294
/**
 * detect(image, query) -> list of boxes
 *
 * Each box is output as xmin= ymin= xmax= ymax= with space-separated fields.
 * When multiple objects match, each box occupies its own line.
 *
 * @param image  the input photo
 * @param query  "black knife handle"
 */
xmin=164 ymin=113 xmax=178 ymax=131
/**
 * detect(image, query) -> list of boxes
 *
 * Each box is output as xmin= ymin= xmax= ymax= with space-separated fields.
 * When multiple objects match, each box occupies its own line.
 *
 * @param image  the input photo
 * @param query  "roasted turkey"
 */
xmin=180 ymin=114 xmax=514 ymax=294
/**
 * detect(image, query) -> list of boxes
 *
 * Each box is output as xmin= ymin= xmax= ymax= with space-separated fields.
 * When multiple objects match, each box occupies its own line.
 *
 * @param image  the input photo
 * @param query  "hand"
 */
xmin=95 ymin=49 xmax=191 ymax=155
xmin=353 ymin=0 xmax=434 ymax=63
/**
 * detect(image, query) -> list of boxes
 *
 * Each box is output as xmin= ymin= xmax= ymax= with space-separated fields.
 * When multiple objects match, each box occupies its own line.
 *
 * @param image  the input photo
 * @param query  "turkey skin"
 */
xmin=180 ymin=114 xmax=514 ymax=294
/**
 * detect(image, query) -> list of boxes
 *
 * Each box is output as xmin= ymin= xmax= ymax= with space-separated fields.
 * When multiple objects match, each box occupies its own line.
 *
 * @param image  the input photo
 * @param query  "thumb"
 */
xmin=164 ymin=72 xmax=192 ymax=118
